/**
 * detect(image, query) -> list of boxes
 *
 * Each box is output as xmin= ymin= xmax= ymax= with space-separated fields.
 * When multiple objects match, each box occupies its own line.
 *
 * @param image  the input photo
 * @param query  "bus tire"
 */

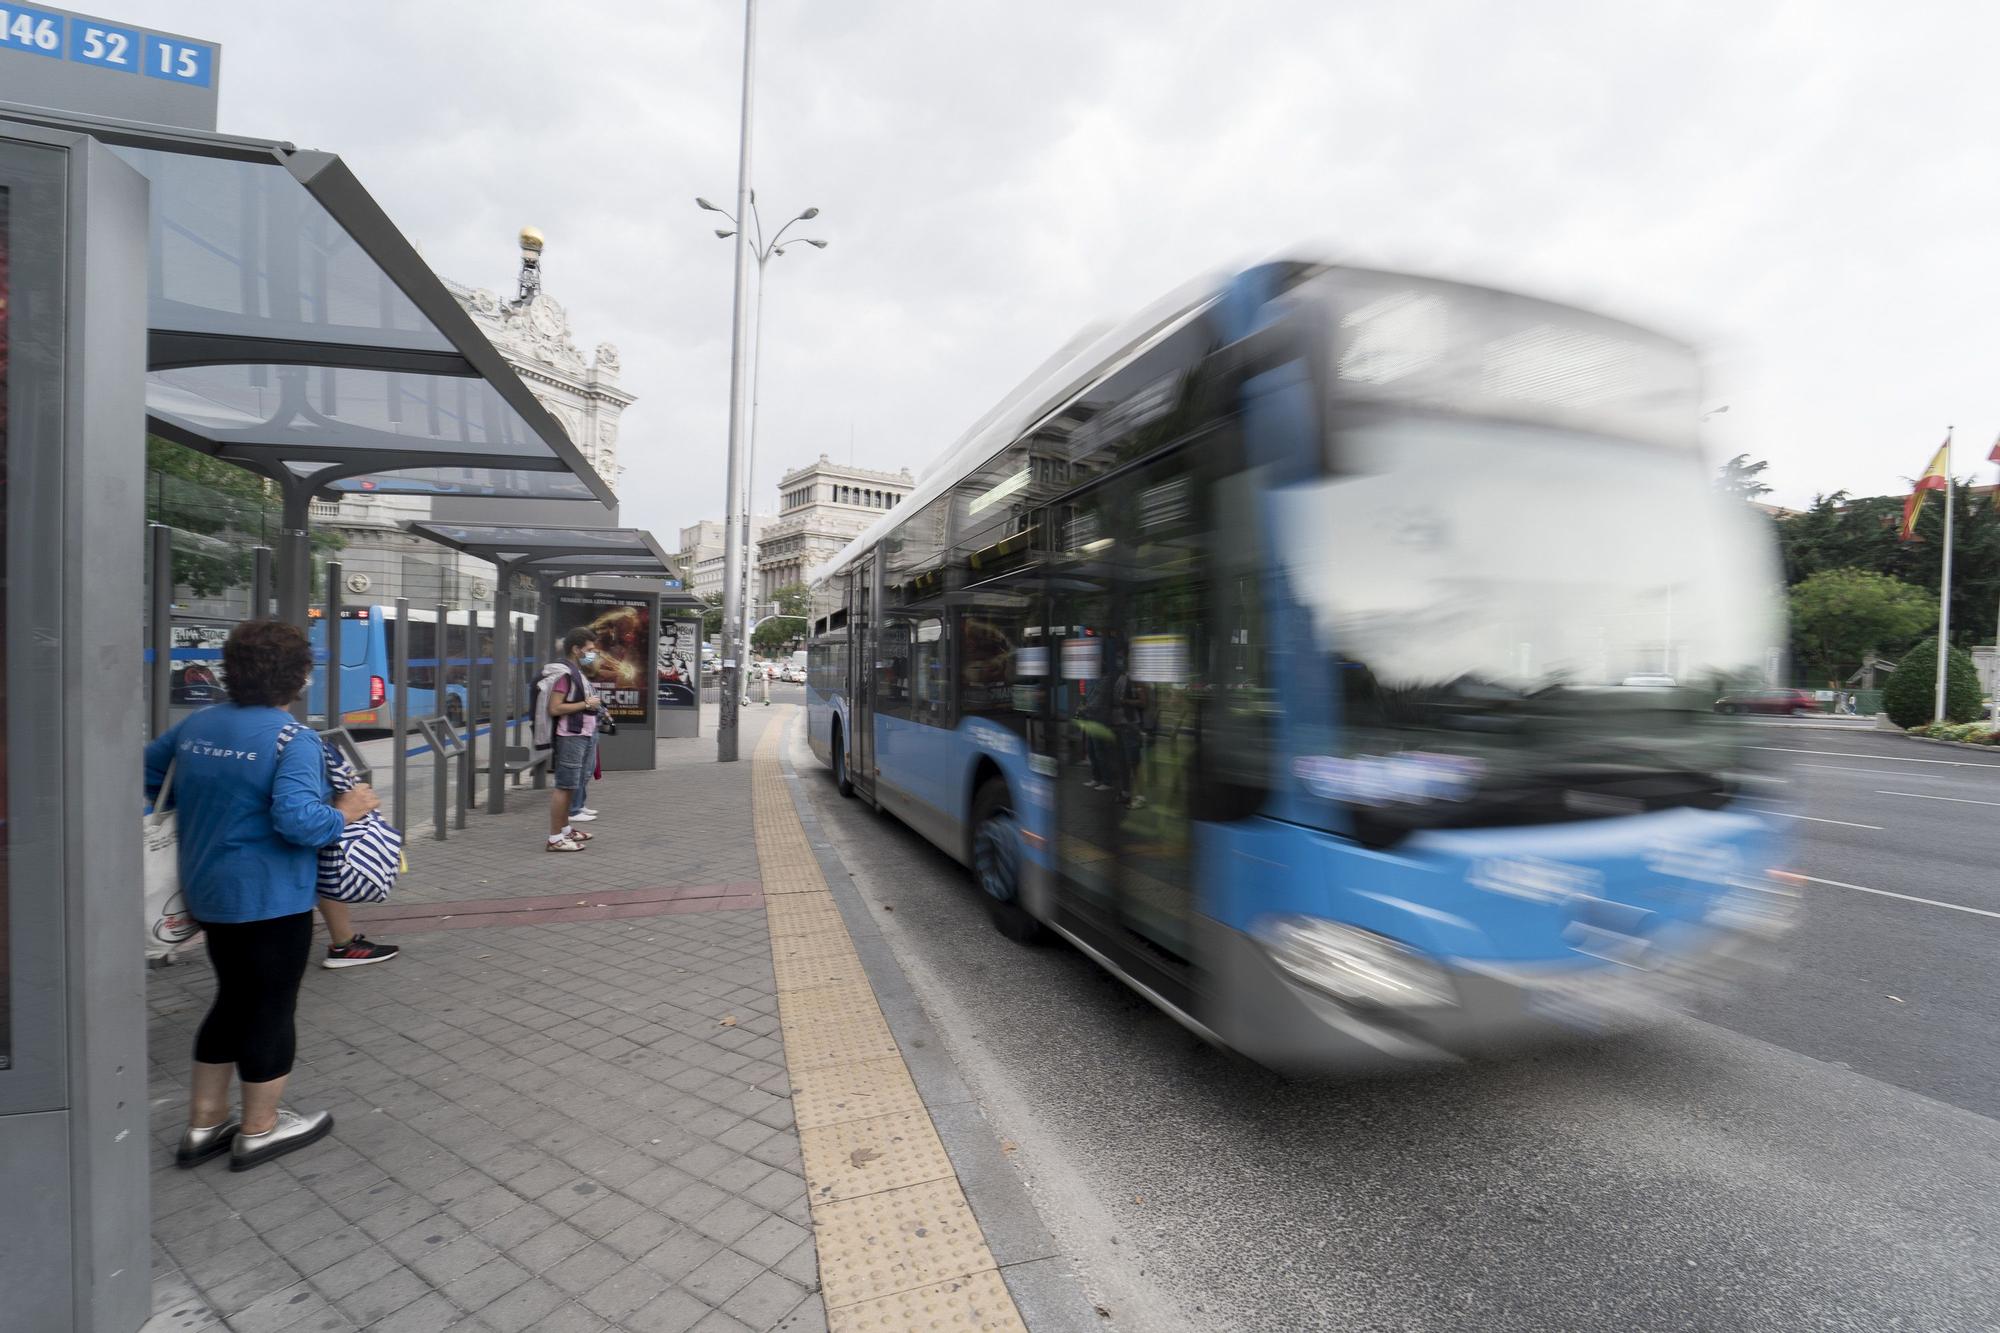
xmin=972 ymin=779 xmax=1042 ymax=945
xmin=832 ymin=723 xmax=854 ymax=798
xmin=445 ymin=695 xmax=466 ymax=728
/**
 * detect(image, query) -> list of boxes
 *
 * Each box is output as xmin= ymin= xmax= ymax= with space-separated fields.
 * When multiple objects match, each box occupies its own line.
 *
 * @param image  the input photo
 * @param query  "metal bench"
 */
xmin=501 ymin=744 xmax=551 ymax=789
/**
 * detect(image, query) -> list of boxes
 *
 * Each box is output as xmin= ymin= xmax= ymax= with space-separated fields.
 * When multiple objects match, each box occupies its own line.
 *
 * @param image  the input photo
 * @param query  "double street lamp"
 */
xmin=696 ymin=194 xmax=827 ymax=670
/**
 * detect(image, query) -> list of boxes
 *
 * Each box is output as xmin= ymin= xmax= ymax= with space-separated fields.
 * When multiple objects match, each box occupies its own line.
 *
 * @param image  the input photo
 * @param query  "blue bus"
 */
xmin=807 ymin=260 xmax=1797 ymax=1071
xmin=308 ymin=606 xmax=537 ymax=732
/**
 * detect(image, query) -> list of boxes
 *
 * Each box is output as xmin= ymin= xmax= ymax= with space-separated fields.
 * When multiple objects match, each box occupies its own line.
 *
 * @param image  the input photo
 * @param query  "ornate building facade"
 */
xmin=309 ymin=231 xmax=634 ymax=610
xmin=755 ymin=457 xmax=914 ymax=598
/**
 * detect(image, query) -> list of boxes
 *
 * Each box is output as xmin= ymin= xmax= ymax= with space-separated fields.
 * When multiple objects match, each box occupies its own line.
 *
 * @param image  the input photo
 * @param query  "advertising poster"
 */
xmin=1061 ymin=636 xmax=1101 ymax=681
xmin=169 ymin=621 xmax=229 ymax=706
xmin=657 ymin=617 xmax=698 ymax=709
xmin=1129 ymin=633 xmax=1190 ymax=685
xmin=552 ymin=590 xmax=651 ymax=722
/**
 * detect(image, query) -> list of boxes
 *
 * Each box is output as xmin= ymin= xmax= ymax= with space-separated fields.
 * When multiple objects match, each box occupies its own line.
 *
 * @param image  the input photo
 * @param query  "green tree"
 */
xmin=1787 ymin=568 xmax=1935 ymax=684
xmin=700 ymin=591 xmax=725 ymax=638
xmin=146 ymin=436 xmax=344 ymax=599
xmin=1882 ymin=636 xmax=1983 ymax=727
xmin=750 ymin=583 xmax=813 ymax=654
xmin=1778 ymin=479 xmax=2000 ymax=654
xmin=1715 ymin=453 xmax=1773 ymax=503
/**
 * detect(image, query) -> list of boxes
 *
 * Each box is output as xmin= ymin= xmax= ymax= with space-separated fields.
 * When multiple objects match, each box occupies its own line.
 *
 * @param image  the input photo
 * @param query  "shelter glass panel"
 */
xmin=110 ymin=147 xmax=451 ymax=351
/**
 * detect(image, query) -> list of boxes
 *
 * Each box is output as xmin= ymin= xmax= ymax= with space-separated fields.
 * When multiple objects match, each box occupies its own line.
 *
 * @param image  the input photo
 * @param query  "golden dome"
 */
xmin=519 ymin=226 xmax=545 ymax=252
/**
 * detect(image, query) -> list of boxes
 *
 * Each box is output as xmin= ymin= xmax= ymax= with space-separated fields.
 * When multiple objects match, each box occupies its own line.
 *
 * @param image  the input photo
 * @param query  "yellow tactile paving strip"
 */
xmin=752 ymin=711 xmax=1029 ymax=1333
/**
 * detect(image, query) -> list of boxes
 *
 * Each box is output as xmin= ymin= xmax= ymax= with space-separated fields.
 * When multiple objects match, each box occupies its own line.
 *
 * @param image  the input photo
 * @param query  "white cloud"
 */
xmin=116 ymin=0 xmax=2000 ymax=531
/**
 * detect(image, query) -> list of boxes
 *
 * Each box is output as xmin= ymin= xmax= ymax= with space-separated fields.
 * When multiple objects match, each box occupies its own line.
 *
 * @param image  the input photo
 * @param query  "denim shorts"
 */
xmin=552 ymin=733 xmax=592 ymax=792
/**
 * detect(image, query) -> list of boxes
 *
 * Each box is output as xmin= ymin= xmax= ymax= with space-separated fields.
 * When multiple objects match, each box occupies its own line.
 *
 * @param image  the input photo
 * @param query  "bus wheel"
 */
xmin=832 ymin=725 xmax=854 ymax=798
xmin=972 ymin=780 xmax=1042 ymax=944
xmin=445 ymin=696 xmax=465 ymax=728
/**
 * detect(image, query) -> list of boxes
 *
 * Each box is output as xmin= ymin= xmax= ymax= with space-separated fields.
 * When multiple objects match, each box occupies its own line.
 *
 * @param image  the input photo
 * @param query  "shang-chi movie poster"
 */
xmin=552 ymin=589 xmax=652 ymax=722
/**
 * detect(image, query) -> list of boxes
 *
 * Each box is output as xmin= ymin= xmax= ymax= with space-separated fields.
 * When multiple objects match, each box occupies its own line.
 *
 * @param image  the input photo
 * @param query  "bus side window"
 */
xmin=911 ymin=617 xmax=946 ymax=725
xmin=877 ymin=616 xmax=912 ymax=718
xmin=405 ymin=621 xmax=437 ymax=690
xmin=1199 ymin=459 xmax=1276 ymax=820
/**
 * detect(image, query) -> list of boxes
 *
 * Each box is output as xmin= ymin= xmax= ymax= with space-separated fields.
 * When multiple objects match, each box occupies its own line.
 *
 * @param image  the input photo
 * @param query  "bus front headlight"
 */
xmin=1705 ymin=869 xmax=1803 ymax=940
xmin=1254 ymin=916 xmax=1458 ymax=1009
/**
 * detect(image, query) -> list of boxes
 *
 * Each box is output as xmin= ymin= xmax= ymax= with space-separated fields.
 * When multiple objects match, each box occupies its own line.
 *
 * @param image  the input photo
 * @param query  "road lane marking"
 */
xmin=1800 ymin=763 xmax=1981 ymax=780
xmin=1874 ymin=789 xmax=2000 ymax=808
xmin=1753 ymin=745 xmax=2000 ymax=769
xmin=1763 ymin=811 xmax=1884 ymax=830
xmin=1800 ymin=874 xmax=2000 ymax=921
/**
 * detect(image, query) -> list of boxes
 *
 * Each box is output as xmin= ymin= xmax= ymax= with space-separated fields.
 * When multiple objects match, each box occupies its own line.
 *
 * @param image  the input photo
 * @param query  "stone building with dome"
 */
xmin=308 ymin=228 xmax=634 ymax=610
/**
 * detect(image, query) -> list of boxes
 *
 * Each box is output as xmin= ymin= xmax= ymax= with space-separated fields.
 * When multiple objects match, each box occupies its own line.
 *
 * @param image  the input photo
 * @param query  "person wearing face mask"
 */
xmin=540 ymin=628 xmax=606 ymax=852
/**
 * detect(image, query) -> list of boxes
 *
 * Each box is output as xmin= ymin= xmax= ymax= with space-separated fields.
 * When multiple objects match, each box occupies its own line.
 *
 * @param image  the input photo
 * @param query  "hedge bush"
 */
xmin=1910 ymin=721 xmax=1999 ymax=744
xmin=1884 ymin=637 xmax=1983 ymax=728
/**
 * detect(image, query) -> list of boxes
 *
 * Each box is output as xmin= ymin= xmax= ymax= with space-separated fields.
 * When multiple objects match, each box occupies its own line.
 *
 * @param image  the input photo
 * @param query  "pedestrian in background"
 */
xmin=537 ymin=627 xmax=603 ymax=852
xmin=144 ymin=620 xmax=378 ymax=1172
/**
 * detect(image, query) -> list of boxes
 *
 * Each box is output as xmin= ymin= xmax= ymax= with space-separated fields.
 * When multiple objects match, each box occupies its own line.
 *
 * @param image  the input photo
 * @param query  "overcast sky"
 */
xmin=118 ymin=0 xmax=2000 ymax=529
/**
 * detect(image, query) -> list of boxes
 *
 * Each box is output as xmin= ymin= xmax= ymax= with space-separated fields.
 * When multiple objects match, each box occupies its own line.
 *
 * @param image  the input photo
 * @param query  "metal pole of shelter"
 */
xmin=536 ymin=574 xmax=555 ymax=672
xmin=435 ymin=600 xmax=452 ymax=839
xmin=462 ymin=608 xmax=479 ymax=823
xmin=252 ymin=545 xmax=273 ymax=620
xmin=149 ymin=524 xmax=171 ymax=739
xmin=716 ymin=0 xmax=759 ymax=764
xmin=324 ymin=560 xmax=343 ymax=729
xmin=278 ymin=481 xmax=313 ymax=720
xmin=488 ymin=564 xmax=514 ymax=814
xmin=392 ymin=597 xmax=410 ymax=833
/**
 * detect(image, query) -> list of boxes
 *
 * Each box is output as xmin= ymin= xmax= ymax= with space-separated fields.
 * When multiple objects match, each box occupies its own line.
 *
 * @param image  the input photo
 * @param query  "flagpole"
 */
xmin=1992 ymin=437 xmax=2000 ymax=723
xmin=1935 ymin=431 xmax=1955 ymax=723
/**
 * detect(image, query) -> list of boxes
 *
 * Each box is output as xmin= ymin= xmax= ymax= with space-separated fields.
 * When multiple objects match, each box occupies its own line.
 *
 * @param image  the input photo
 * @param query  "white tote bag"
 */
xmin=143 ymin=760 xmax=200 ymax=959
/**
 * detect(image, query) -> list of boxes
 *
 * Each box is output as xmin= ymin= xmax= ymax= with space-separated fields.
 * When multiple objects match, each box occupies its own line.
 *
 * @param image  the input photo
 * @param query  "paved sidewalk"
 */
xmin=141 ymin=702 xmax=1089 ymax=1333
xmin=144 ymin=706 xmax=818 ymax=1333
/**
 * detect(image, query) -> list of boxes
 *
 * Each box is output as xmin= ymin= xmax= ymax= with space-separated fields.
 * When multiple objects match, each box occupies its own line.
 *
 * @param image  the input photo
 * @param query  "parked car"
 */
xmin=1713 ymin=687 xmax=1817 ymax=716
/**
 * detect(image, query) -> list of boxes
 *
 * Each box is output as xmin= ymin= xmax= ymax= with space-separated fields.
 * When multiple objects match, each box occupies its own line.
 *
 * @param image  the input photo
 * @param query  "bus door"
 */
xmin=1045 ymin=456 xmax=1204 ymax=1008
xmin=850 ymin=554 xmax=877 ymax=802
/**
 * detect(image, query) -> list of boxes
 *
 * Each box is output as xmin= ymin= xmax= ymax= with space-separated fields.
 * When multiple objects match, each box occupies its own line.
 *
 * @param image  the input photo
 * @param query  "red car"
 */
xmin=1714 ymin=688 xmax=1817 ymax=716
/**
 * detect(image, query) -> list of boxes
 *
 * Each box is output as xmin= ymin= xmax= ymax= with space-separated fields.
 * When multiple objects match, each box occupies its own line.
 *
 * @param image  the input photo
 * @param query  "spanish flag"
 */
xmin=1900 ymin=437 xmax=1951 ymax=542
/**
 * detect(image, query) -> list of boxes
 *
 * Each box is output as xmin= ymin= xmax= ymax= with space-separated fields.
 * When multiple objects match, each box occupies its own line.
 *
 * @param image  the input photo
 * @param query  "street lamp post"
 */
xmin=696 ymin=194 xmax=827 ymax=681
xmin=712 ymin=0 xmax=758 ymax=763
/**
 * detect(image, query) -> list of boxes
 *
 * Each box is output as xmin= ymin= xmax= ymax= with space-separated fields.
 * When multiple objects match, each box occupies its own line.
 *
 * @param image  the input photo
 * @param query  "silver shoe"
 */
xmin=175 ymin=1116 xmax=240 ymax=1169
xmin=228 ymin=1107 xmax=333 ymax=1173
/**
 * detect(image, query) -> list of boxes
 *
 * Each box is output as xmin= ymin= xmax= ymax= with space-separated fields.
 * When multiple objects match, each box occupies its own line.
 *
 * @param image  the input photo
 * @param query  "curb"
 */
xmin=1896 ymin=732 xmax=2000 ymax=755
xmin=776 ymin=716 xmax=1103 ymax=1333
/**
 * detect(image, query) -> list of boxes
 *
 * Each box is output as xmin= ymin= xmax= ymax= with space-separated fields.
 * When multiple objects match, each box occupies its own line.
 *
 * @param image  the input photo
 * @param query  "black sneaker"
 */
xmin=324 ymin=934 xmax=400 ymax=969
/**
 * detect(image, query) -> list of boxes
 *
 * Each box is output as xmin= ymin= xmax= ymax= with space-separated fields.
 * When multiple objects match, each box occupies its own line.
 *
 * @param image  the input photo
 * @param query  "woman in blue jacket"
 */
xmin=144 ymin=620 xmax=378 ymax=1172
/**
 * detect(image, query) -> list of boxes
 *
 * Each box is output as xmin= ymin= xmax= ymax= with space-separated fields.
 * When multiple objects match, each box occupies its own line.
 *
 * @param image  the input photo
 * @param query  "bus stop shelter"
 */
xmin=1 ymin=101 xmax=616 ymax=631
xmin=401 ymin=522 xmax=672 ymax=811
xmin=0 ymin=101 xmax=612 ymax=1333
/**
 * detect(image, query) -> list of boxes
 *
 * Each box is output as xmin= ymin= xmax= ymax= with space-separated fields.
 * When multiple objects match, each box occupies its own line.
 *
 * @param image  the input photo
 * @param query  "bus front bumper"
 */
xmin=1208 ymin=916 xmax=1778 ymax=1074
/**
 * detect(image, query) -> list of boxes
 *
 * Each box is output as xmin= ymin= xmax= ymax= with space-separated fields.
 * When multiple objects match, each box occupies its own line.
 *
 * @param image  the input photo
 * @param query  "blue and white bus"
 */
xmin=807 ymin=259 xmax=1795 ymax=1070
xmin=308 ymin=606 xmax=536 ymax=732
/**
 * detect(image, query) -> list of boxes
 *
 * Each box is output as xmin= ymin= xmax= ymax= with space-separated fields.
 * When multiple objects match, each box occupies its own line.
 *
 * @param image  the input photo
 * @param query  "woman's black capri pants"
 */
xmin=193 ymin=911 xmax=315 ymax=1083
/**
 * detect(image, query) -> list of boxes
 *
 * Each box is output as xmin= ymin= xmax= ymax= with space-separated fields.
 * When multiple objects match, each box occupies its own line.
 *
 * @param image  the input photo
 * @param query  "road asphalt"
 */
xmin=786 ymin=710 xmax=2000 ymax=1333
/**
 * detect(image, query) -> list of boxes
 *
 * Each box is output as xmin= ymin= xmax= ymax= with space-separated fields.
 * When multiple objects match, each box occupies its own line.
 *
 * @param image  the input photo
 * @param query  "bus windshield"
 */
xmin=1270 ymin=414 xmax=1781 ymax=827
